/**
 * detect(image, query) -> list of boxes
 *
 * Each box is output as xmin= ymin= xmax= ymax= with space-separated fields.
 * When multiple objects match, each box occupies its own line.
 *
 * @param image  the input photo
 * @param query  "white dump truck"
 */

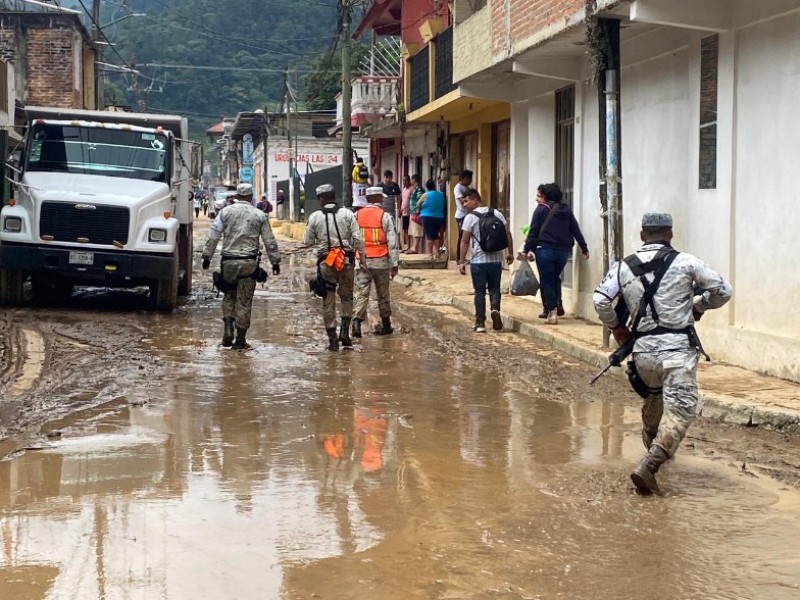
xmin=0 ymin=106 xmax=202 ymax=309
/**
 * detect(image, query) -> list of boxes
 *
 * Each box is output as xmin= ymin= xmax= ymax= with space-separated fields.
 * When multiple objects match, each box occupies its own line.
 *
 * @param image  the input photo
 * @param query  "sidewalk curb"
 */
xmin=396 ymin=274 xmax=800 ymax=435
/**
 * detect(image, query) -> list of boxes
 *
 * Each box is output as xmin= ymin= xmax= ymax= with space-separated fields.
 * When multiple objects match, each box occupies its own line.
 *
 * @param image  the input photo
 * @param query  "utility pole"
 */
xmin=92 ymin=0 xmax=103 ymax=108
xmin=283 ymin=68 xmax=296 ymax=221
xmin=341 ymin=0 xmax=353 ymax=207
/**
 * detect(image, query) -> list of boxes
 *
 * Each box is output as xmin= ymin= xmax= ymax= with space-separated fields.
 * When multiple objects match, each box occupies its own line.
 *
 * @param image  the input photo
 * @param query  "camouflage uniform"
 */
xmin=203 ymin=200 xmax=281 ymax=331
xmin=304 ymin=203 xmax=364 ymax=329
xmin=593 ymin=242 xmax=732 ymax=457
xmin=353 ymin=208 xmax=399 ymax=321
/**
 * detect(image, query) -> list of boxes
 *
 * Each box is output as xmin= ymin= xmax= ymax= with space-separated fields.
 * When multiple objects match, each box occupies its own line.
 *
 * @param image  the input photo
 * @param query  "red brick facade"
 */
xmin=491 ymin=0 xmax=586 ymax=56
xmin=0 ymin=13 xmax=94 ymax=110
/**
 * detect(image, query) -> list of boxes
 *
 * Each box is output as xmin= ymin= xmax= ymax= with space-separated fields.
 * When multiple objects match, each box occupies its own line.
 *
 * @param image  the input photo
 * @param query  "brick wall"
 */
xmin=27 ymin=28 xmax=78 ymax=108
xmin=491 ymin=0 xmax=586 ymax=57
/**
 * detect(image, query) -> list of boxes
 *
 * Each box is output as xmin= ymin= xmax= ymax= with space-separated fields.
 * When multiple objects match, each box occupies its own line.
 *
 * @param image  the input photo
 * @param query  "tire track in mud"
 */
xmin=0 ymin=305 xmax=172 ymax=439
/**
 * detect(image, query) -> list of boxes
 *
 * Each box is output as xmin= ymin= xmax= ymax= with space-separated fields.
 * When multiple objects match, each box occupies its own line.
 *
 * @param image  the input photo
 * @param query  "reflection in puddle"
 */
xmin=0 ymin=270 xmax=799 ymax=600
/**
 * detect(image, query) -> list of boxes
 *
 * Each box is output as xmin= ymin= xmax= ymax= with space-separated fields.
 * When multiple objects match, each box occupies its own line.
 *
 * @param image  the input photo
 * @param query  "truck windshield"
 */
xmin=26 ymin=123 xmax=169 ymax=183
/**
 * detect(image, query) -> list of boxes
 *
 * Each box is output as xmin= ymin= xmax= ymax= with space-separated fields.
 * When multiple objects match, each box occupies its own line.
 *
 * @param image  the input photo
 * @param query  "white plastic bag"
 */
xmin=510 ymin=260 xmax=540 ymax=296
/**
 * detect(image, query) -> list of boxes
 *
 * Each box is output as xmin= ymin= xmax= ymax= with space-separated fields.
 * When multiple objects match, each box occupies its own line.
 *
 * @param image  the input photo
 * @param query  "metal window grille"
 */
xmin=409 ymin=46 xmax=429 ymax=113
xmin=434 ymin=28 xmax=455 ymax=99
xmin=699 ymin=34 xmax=719 ymax=190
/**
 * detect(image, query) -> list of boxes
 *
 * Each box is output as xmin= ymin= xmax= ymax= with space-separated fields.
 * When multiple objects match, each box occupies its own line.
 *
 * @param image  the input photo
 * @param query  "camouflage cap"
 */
xmin=236 ymin=183 xmax=253 ymax=197
xmin=642 ymin=212 xmax=673 ymax=228
xmin=316 ymin=183 xmax=335 ymax=196
xmin=366 ymin=186 xmax=386 ymax=198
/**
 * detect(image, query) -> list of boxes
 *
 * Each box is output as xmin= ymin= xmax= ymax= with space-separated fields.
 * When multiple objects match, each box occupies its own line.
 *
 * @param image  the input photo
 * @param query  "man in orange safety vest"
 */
xmin=352 ymin=186 xmax=399 ymax=337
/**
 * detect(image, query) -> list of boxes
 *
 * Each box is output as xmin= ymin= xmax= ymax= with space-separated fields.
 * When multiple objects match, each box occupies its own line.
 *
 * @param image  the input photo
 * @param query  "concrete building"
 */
xmin=449 ymin=0 xmax=800 ymax=382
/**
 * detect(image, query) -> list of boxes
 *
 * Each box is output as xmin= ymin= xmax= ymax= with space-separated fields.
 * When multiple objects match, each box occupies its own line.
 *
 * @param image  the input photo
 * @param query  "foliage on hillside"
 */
xmin=103 ymin=0 xmax=342 ymax=134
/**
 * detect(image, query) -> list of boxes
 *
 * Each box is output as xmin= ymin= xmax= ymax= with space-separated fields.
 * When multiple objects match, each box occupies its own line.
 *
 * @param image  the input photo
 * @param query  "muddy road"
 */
xmin=1 ymin=241 xmax=799 ymax=599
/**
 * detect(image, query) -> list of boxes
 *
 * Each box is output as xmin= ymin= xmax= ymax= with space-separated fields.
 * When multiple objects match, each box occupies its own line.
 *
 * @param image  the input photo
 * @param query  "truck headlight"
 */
xmin=148 ymin=228 xmax=167 ymax=243
xmin=3 ymin=216 xmax=22 ymax=232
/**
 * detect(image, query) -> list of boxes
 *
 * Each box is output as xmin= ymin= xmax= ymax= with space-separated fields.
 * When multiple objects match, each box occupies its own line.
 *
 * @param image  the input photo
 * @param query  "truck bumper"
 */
xmin=0 ymin=242 xmax=174 ymax=280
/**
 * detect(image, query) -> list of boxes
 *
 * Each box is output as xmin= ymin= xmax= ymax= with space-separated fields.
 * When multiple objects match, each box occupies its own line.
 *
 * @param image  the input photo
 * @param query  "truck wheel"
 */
xmin=151 ymin=252 xmax=179 ymax=311
xmin=0 ymin=268 xmax=25 ymax=306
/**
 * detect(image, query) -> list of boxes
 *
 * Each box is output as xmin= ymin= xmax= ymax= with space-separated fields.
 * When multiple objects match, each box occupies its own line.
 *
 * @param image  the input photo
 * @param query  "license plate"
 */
xmin=69 ymin=251 xmax=94 ymax=265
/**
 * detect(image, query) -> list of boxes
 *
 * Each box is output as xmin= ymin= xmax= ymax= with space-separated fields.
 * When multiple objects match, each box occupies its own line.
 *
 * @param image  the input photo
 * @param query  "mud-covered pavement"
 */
xmin=1 ymin=238 xmax=799 ymax=600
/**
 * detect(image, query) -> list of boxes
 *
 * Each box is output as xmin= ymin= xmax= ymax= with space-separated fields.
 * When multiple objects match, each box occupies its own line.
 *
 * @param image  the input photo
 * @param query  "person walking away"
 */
xmin=407 ymin=174 xmax=425 ymax=254
xmin=352 ymin=154 xmax=370 ymax=210
xmin=257 ymin=194 xmax=273 ymax=214
xmin=453 ymin=170 xmax=473 ymax=264
xmin=352 ymin=187 xmax=399 ymax=337
xmin=201 ymin=192 xmax=209 ymax=217
xmin=201 ymin=183 xmax=281 ymax=350
xmin=380 ymin=170 xmax=402 ymax=225
xmin=192 ymin=191 xmax=200 ymax=218
xmin=521 ymin=182 xmax=588 ymax=324
xmin=304 ymin=184 xmax=367 ymax=351
xmin=458 ymin=189 xmax=514 ymax=332
xmin=276 ymin=190 xmax=286 ymax=220
xmin=416 ymin=180 xmax=446 ymax=259
xmin=592 ymin=213 xmax=732 ymax=495
xmin=399 ymin=175 xmax=412 ymax=251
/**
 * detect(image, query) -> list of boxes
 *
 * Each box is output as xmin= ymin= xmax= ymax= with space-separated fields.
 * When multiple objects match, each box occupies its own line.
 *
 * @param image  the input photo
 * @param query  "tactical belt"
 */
xmin=221 ymin=253 xmax=258 ymax=262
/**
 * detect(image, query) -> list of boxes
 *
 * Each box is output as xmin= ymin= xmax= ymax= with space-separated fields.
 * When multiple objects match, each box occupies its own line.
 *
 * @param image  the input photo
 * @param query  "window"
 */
xmin=699 ymin=34 xmax=718 ymax=190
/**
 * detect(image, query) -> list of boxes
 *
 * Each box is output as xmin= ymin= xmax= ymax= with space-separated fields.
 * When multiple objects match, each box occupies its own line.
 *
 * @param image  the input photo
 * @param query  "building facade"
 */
xmin=450 ymin=0 xmax=800 ymax=382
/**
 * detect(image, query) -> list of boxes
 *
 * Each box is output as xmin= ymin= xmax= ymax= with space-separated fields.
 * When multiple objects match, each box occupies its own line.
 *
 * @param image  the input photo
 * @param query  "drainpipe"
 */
xmin=604 ymin=69 xmax=621 ymax=270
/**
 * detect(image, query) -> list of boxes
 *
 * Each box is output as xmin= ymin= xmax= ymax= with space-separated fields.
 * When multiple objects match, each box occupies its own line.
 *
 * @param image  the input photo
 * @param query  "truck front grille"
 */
xmin=40 ymin=202 xmax=130 ymax=245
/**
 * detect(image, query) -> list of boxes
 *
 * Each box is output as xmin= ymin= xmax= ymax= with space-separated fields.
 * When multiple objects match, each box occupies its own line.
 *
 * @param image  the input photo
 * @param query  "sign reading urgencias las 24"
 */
xmin=275 ymin=151 xmax=339 ymax=165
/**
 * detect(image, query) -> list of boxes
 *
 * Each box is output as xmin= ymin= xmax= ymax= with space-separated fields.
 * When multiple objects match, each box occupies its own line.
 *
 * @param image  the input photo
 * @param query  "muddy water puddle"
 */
xmin=1 ymin=266 xmax=799 ymax=599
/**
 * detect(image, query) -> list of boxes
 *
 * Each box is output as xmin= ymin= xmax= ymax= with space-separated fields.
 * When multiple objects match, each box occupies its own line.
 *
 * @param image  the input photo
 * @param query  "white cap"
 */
xmin=366 ymin=186 xmax=386 ymax=198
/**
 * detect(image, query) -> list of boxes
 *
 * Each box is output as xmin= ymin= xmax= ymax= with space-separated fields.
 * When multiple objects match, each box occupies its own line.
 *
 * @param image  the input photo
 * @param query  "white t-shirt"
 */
xmin=352 ymin=183 xmax=368 ymax=208
xmin=461 ymin=206 xmax=508 ymax=264
xmin=453 ymin=182 xmax=470 ymax=220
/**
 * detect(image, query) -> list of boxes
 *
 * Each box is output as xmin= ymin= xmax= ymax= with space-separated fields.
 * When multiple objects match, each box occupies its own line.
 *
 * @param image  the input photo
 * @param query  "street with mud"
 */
xmin=0 ymin=230 xmax=799 ymax=600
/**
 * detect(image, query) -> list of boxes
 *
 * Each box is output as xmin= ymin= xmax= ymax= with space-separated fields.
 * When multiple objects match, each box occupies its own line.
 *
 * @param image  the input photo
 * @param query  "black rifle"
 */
xmin=590 ymin=335 xmax=635 ymax=385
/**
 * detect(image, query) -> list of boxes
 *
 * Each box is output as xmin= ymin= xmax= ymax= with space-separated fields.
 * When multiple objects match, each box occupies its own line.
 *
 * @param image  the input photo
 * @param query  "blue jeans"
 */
xmin=470 ymin=262 xmax=502 ymax=322
xmin=535 ymin=247 xmax=570 ymax=312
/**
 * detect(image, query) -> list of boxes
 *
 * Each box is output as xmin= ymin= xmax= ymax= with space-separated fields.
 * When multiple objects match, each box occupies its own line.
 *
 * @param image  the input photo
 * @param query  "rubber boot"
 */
xmin=339 ymin=317 xmax=353 ymax=348
xmin=630 ymin=445 xmax=669 ymax=496
xmin=351 ymin=318 xmax=363 ymax=339
xmin=557 ymin=302 xmax=565 ymax=317
xmin=326 ymin=328 xmax=339 ymax=352
xmin=232 ymin=327 xmax=249 ymax=350
xmin=538 ymin=307 xmax=548 ymax=319
xmin=374 ymin=316 xmax=394 ymax=336
xmin=222 ymin=317 xmax=235 ymax=347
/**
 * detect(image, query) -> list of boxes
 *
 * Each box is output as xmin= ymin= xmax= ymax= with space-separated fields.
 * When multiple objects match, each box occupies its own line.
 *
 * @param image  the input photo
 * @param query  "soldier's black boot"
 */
xmin=339 ymin=317 xmax=353 ymax=348
xmin=631 ymin=445 xmax=669 ymax=496
xmin=351 ymin=318 xmax=363 ymax=338
xmin=222 ymin=317 xmax=235 ymax=347
xmin=326 ymin=327 xmax=339 ymax=352
xmin=374 ymin=316 xmax=394 ymax=335
xmin=232 ymin=328 xmax=249 ymax=350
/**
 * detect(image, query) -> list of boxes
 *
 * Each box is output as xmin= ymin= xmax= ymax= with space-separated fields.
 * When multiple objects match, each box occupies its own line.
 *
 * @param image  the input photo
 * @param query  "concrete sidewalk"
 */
xmin=272 ymin=218 xmax=800 ymax=434
xmin=394 ymin=268 xmax=800 ymax=435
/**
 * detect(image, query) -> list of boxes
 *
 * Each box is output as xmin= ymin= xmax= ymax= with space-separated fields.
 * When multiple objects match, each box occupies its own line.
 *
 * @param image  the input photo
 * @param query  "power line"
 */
xmin=74 ymin=0 xmax=131 ymax=67
xmin=135 ymin=63 xmax=312 ymax=73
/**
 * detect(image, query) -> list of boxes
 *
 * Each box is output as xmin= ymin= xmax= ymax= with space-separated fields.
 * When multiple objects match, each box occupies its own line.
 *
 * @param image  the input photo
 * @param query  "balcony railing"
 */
xmin=409 ymin=45 xmax=429 ymax=113
xmin=434 ymin=27 xmax=455 ymax=99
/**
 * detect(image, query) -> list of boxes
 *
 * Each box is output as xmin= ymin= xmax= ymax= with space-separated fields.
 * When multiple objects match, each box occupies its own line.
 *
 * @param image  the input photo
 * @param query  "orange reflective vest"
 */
xmin=356 ymin=205 xmax=388 ymax=258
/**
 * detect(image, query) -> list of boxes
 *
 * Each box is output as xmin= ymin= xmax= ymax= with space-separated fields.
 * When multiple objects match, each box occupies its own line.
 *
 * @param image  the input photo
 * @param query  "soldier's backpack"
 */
xmin=477 ymin=208 xmax=509 ymax=253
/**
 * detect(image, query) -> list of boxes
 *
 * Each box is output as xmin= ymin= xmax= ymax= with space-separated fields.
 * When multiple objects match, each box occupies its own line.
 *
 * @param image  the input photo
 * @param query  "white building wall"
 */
xmin=505 ymin=12 xmax=800 ymax=381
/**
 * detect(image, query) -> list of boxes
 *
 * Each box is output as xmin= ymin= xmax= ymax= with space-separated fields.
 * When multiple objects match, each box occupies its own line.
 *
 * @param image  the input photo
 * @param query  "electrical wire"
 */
xmin=74 ymin=0 xmax=131 ymax=67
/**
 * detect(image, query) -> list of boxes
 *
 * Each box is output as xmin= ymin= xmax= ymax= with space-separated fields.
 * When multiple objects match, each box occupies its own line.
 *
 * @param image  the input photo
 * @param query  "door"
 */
xmin=555 ymin=85 xmax=575 ymax=286
xmin=491 ymin=120 xmax=510 ymax=219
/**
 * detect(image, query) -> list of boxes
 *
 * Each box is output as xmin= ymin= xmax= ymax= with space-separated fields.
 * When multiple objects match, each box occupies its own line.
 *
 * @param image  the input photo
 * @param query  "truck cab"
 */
xmin=0 ymin=107 xmax=201 ymax=309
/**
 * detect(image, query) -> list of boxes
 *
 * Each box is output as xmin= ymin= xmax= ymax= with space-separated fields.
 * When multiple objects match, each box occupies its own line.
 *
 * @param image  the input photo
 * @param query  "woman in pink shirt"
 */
xmin=400 ymin=174 xmax=413 ymax=252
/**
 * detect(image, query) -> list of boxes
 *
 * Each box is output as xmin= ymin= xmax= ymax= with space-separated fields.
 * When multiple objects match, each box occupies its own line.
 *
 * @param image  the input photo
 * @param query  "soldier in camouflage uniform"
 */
xmin=352 ymin=187 xmax=399 ymax=337
xmin=593 ymin=213 xmax=732 ymax=495
xmin=202 ymin=183 xmax=281 ymax=349
xmin=304 ymin=184 xmax=366 ymax=351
